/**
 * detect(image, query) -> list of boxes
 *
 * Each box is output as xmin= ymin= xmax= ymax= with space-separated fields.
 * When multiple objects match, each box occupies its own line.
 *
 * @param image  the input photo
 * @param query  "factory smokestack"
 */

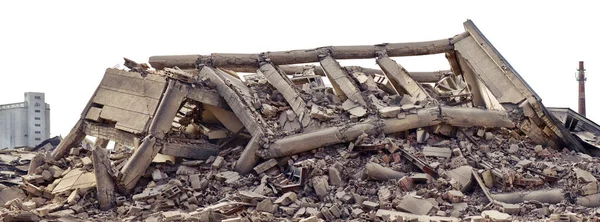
xmin=577 ymin=61 xmax=586 ymax=116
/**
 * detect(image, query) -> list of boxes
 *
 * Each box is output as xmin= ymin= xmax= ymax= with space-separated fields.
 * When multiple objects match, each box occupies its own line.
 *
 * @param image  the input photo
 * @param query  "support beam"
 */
xmin=119 ymin=79 xmax=188 ymax=192
xmin=149 ymin=34 xmax=469 ymax=70
xmin=160 ymin=142 xmax=219 ymax=160
xmin=376 ymin=56 xmax=428 ymax=101
xmin=264 ymin=106 xmax=513 ymax=158
xmin=453 ymin=51 xmax=486 ymax=108
xmin=118 ymin=137 xmax=159 ymax=192
xmin=186 ymin=86 xmax=228 ymax=109
xmin=259 ymin=62 xmax=307 ymax=115
xmin=198 ymin=66 xmax=265 ymax=136
xmin=148 ymin=81 xmax=188 ymax=139
xmin=204 ymin=104 xmax=244 ymax=133
xmin=91 ymin=138 xmax=115 ymax=211
xmin=320 ymin=55 xmax=366 ymax=106
xmin=234 ymin=133 xmax=263 ymax=174
xmin=215 ymin=65 xmax=447 ymax=83
xmin=50 ymin=119 xmax=86 ymax=161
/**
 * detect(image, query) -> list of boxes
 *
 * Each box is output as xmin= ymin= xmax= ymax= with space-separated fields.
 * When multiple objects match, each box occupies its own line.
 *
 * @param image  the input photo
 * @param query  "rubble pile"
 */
xmin=2 ymin=20 xmax=600 ymax=221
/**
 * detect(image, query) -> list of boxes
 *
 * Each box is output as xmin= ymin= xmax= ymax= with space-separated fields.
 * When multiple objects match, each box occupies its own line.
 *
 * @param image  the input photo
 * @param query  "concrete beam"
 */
xmin=376 ymin=56 xmax=428 ymax=101
xmin=119 ymin=79 xmax=188 ymax=192
xmin=148 ymin=34 xmax=468 ymax=70
xmin=259 ymin=62 xmax=307 ymax=115
xmin=265 ymin=106 xmax=514 ymax=158
xmin=91 ymin=138 xmax=115 ymax=210
xmin=198 ymin=66 xmax=265 ymax=136
xmin=320 ymin=55 xmax=366 ymax=106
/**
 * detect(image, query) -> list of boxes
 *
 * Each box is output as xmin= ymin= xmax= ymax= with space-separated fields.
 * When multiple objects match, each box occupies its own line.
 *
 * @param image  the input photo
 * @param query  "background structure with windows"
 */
xmin=0 ymin=92 xmax=51 ymax=149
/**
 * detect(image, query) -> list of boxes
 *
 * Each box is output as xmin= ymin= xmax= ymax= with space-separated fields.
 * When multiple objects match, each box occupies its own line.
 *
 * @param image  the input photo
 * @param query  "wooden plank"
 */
xmin=160 ymin=143 xmax=219 ymax=160
xmin=93 ymin=88 xmax=160 ymax=115
xmin=82 ymin=121 xmax=138 ymax=148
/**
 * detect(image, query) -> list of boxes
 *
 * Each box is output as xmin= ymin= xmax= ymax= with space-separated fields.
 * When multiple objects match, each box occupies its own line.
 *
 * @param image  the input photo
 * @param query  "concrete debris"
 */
xmin=3 ymin=20 xmax=600 ymax=221
xmin=482 ymin=210 xmax=512 ymax=221
xmin=422 ymin=146 xmax=452 ymax=158
xmin=397 ymin=195 xmax=433 ymax=215
xmin=274 ymin=192 xmax=297 ymax=206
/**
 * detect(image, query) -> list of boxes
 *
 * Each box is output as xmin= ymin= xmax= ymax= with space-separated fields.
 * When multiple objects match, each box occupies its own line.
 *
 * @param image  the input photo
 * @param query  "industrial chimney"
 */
xmin=577 ymin=61 xmax=587 ymax=116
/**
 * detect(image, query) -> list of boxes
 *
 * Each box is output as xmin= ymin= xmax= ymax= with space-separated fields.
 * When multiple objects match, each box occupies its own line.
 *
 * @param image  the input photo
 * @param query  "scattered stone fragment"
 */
xmin=482 ymin=210 xmax=511 ymax=221
xmin=162 ymin=210 xmax=184 ymax=222
xmin=215 ymin=171 xmax=240 ymax=184
xmin=274 ymin=192 xmax=297 ymax=206
xmin=152 ymin=169 xmax=167 ymax=181
xmin=299 ymin=216 xmax=319 ymax=222
xmin=211 ymin=156 xmax=224 ymax=170
xmin=312 ymin=176 xmax=329 ymax=200
xmin=81 ymin=157 xmax=92 ymax=166
xmin=254 ymin=159 xmax=278 ymax=174
xmin=411 ymin=173 xmax=434 ymax=184
xmin=423 ymin=146 xmax=452 ymax=158
xmin=351 ymin=208 xmax=364 ymax=218
xmin=445 ymin=190 xmax=464 ymax=203
xmin=377 ymin=187 xmax=392 ymax=201
xmin=581 ymin=182 xmax=600 ymax=196
xmin=21 ymin=201 xmax=36 ymax=211
xmin=397 ymin=195 xmax=433 ymax=215
xmin=189 ymin=174 xmax=202 ymax=191
xmin=328 ymin=167 xmax=343 ymax=186
xmin=445 ymin=165 xmax=473 ymax=192
xmin=575 ymin=168 xmax=598 ymax=183
xmin=500 ymin=202 xmax=521 ymax=215
xmin=256 ymin=199 xmax=276 ymax=213
xmin=507 ymin=144 xmax=519 ymax=154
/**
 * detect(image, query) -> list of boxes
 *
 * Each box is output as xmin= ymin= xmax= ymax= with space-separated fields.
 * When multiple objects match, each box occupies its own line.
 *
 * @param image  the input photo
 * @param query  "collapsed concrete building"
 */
xmin=2 ymin=20 xmax=600 ymax=221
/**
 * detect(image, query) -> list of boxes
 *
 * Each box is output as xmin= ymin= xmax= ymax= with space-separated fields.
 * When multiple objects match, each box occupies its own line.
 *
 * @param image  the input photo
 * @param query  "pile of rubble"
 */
xmin=2 ymin=20 xmax=600 ymax=221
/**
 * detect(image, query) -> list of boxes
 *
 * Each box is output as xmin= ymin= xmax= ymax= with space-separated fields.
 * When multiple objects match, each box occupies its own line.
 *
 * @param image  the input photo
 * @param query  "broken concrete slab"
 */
xmin=397 ymin=195 xmax=433 ymax=215
xmin=445 ymin=165 xmax=473 ymax=192
xmin=274 ymin=192 xmax=297 ymax=206
xmin=422 ymin=146 xmax=452 ymax=158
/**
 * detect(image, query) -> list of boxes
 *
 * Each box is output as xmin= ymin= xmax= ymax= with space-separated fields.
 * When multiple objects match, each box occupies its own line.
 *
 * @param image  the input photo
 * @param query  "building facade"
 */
xmin=0 ymin=92 xmax=50 ymax=149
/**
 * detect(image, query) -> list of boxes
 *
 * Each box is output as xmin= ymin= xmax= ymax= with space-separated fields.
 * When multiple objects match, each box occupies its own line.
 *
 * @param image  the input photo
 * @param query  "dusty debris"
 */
xmin=3 ymin=20 xmax=600 ymax=221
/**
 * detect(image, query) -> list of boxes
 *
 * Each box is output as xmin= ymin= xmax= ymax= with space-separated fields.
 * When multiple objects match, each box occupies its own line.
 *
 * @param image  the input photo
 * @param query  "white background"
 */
xmin=1 ymin=0 xmax=598 ymax=137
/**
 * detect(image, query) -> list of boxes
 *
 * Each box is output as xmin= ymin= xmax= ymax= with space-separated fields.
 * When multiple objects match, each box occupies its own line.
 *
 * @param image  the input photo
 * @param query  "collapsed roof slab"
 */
xmin=453 ymin=20 xmax=586 ymax=153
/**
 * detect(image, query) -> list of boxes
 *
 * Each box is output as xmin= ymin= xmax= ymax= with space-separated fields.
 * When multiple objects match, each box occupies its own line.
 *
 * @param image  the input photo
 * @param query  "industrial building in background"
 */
xmin=577 ymin=61 xmax=587 ymax=116
xmin=0 ymin=92 xmax=50 ymax=149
